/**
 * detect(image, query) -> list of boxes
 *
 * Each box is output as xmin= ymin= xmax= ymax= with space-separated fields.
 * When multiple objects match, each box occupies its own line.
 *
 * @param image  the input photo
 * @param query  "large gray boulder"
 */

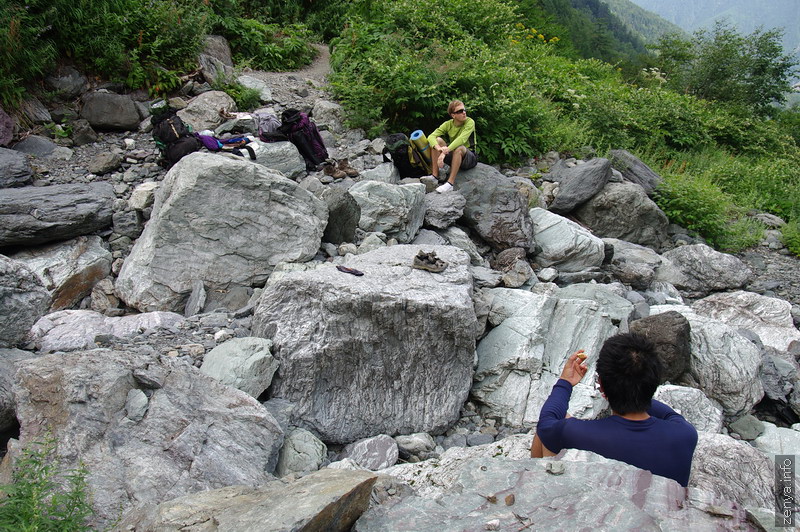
xmin=276 ymin=428 xmax=328 ymax=477
xmin=424 ymin=191 xmax=466 ymax=229
xmin=692 ymin=290 xmax=800 ymax=352
xmin=252 ymin=245 xmax=476 ymax=444
xmin=471 ymin=288 xmax=616 ymax=427
xmin=116 ymin=153 xmax=328 ymax=312
xmin=603 ymin=238 xmax=662 ymax=290
xmin=198 ymin=35 xmax=235 ymax=84
xmin=118 ymin=468 xmax=376 ymax=532
xmin=556 ymin=283 xmax=635 ymax=325
xmin=12 ymin=349 xmax=284 ymax=529
xmin=753 ymin=422 xmax=800 ymax=456
xmin=0 ymin=348 xmax=38 ymax=431
xmin=358 ymin=436 xmax=756 ymax=531
xmin=348 ymin=181 xmax=425 ymax=243
xmin=529 ymin=208 xmax=605 ymax=272
xmin=609 ymin=149 xmax=663 ymax=195
xmin=177 ymin=91 xmax=237 ymax=132
xmin=653 ymin=385 xmax=723 ymax=433
xmin=45 ymin=65 xmax=89 ymax=100
xmin=340 ymin=434 xmax=399 ymax=470
xmin=574 ymin=181 xmax=669 ymax=249
xmin=548 ymin=157 xmax=611 ymax=214
xmin=30 ymin=309 xmax=185 ymax=353
xmin=80 ymin=92 xmax=140 ymax=131
xmin=320 ymin=187 xmax=360 ymax=245
xmin=0 ymin=256 xmax=50 ymax=348
xmin=0 ymin=182 xmax=115 ymax=247
xmin=651 ymin=305 xmax=763 ymax=416
xmin=453 ymin=163 xmax=535 ymax=251
xmin=0 ymin=147 xmax=32 ymax=188
xmin=628 ymin=310 xmax=691 ymax=382
xmin=654 ymin=244 xmax=751 ymax=298
xmin=199 ymin=337 xmax=278 ymax=398
xmin=11 ymin=235 xmax=111 ymax=311
xmin=247 ymin=139 xmax=307 ymax=179
xmin=690 ymin=432 xmax=775 ymax=511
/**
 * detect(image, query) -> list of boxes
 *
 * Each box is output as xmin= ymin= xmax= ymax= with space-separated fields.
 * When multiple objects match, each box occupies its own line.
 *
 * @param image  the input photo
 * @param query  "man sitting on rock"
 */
xmin=427 ymin=99 xmax=477 ymax=194
xmin=531 ymin=333 xmax=698 ymax=487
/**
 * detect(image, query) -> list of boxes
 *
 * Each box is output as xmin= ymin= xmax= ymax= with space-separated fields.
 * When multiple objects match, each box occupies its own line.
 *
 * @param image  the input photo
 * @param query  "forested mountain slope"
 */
xmin=600 ymin=0 xmax=686 ymax=42
xmin=626 ymin=0 xmax=800 ymax=55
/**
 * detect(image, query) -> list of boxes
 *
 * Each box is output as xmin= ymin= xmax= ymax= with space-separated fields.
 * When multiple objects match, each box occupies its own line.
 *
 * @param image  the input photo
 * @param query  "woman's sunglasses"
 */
xmin=452 ymin=108 xmax=466 ymax=114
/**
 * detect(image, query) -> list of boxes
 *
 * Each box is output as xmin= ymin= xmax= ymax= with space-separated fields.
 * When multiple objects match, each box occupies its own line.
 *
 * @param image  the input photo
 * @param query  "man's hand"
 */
xmin=559 ymin=350 xmax=588 ymax=387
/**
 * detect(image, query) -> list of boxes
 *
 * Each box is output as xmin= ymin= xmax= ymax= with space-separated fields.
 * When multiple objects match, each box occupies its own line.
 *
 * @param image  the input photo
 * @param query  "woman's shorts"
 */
xmin=443 ymin=148 xmax=478 ymax=170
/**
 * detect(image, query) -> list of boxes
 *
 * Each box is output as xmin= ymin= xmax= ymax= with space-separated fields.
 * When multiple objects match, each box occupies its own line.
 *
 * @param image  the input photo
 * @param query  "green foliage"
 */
xmin=214 ymin=81 xmax=262 ymax=111
xmin=0 ymin=0 xmax=57 ymax=108
xmin=781 ymin=220 xmax=800 ymax=256
xmin=303 ymin=0 xmax=352 ymax=42
xmin=650 ymin=147 xmax=798 ymax=252
xmin=653 ymin=170 xmax=731 ymax=246
xmin=211 ymin=17 xmax=317 ymax=71
xmin=50 ymin=0 xmax=209 ymax=81
xmin=651 ymin=22 xmax=799 ymax=116
xmin=0 ymin=436 xmax=94 ymax=531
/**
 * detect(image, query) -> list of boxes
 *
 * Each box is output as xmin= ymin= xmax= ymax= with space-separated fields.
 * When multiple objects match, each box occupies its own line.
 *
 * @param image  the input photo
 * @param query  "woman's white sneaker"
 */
xmin=436 ymin=182 xmax=453 ymax=193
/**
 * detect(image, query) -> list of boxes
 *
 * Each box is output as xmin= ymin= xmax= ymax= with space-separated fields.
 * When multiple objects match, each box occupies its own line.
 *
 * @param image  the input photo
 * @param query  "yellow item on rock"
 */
xmin=410 ymin=130 xmax=431 ymax=163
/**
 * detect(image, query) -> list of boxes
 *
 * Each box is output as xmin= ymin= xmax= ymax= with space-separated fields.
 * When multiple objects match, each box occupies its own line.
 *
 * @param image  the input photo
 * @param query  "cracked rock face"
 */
xmin=115 ymin=152 xmax=328 ymax=313
xmin=12 ymin=348 xmax=284 ymax=529
xmin=253 ymin=244 xmax=477 ymax=444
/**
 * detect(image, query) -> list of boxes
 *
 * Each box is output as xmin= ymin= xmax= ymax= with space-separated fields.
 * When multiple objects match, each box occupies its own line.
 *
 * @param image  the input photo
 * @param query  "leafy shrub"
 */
xmin=49 ymin=0 xmax=209 ymax=83
xmin=0 ymin=1 xmax=57 ymax=108
xmin=215 ymin=81 xmax=262 ymax=111
xmin=212 ymin=17 xmax=317 ymax=71
xmin=653 ymin=171 xmax=733 ymax=247
xmin=781 ymin=220 xmax=800 ymax=256
xmin=0 ymin=436 xmax=94 ymax=531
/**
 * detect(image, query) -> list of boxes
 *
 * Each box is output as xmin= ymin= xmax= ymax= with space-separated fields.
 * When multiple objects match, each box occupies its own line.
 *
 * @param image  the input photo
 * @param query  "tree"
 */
xmin=652 ymin=21 xmax=798 ymax=116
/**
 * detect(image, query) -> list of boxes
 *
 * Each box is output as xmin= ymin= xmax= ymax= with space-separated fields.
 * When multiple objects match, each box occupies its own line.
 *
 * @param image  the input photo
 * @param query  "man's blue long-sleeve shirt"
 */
xmin=536 ymin=379 xmax=698 ymax=486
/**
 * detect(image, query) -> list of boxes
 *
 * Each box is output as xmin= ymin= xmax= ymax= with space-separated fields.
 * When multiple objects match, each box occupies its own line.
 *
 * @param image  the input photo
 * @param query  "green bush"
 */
xmin=653 ymin=171 xmax=732 ymax=247
xmin=49 ymin=0 xmax=209 ymax=84
xmin=0 ymin=436 xmax=95 ymax=531
xmin=0 ymin=1 xmax=57 ymax=108
xmin=215 ymin=81 xmax=262 ymax=111
xmin=781 ymin=219 xmax=800 ymax=256
xmin=212 ymin=17 xmax=317 ymax=71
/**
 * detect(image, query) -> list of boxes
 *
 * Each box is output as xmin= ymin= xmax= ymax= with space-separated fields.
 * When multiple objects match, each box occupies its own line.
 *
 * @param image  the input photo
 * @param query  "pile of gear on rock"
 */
xmin=150 ymin=103 xmax=357 ymax=177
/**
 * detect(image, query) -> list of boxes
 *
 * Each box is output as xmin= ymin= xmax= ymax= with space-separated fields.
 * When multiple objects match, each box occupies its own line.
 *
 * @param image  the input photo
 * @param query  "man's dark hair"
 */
xmin=596 ymin=333 xmax=661 ymax=415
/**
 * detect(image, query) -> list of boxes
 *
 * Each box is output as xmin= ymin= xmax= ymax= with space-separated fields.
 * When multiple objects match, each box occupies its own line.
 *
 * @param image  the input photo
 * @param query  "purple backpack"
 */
xmin=278 ymin=109 xmax=328 ymax=170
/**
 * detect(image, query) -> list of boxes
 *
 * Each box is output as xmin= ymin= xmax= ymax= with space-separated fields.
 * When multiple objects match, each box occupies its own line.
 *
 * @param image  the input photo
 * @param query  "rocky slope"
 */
xmin=1 ymin=38 xmax=799 ymax=530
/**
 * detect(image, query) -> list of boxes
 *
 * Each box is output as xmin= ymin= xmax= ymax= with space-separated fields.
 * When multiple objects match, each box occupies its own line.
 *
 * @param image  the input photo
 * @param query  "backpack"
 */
xmin=164 ymin=136 xmax=202 ymax=167
xmin=383 ymin=132 xmax=431 ymax=178
xmin=253 ymin=111 xmax=281 ymax=136
xmin=278 ymin=109 xmax=329 ymax=170
xmin=152 ymin=110 xmax=190 ymax=147
xmin=151 ymin=109 xmax=198 ymax=168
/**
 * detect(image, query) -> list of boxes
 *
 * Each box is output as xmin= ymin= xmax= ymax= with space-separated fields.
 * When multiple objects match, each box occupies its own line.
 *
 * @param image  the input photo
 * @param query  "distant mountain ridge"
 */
xmin=624 ymin=0 xmax=800 ymax=56
xmin=600 ymin=0 xmax=686 ymax=43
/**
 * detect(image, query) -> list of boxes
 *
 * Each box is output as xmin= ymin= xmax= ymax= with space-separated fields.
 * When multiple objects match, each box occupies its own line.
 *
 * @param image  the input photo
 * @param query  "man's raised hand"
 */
xmin=559 ymin=350 xmax=588 ymax=387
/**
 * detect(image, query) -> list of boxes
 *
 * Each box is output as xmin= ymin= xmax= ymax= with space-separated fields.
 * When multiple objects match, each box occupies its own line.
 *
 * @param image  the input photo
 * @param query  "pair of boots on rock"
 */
xmin=323 ymin=159 xmax=358 ymax=179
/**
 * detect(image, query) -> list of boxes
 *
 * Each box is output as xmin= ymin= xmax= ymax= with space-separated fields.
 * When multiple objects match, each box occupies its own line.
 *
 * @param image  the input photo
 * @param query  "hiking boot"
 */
xmin=323 ymin=164 xmax=346 ymax=179
xmin=337 ymin=158 xmax=359 ymax=177
xmin=412 ymin=250 xmax=447 ymax=273
xmin=436 ymin=182 xmax=453 ymax=193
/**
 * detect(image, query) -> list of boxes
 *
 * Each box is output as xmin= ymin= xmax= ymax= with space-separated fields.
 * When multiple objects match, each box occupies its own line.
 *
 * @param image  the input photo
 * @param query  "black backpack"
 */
xmin=383 ymin=133 xmax=431 ymax=178
xmin=163 ymin=136 xmax=202 ymax=167
xmin=152 ymin=110 xmax=190 ymax=146
xmin=151 ymin=109 xmax=199 ymax=168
